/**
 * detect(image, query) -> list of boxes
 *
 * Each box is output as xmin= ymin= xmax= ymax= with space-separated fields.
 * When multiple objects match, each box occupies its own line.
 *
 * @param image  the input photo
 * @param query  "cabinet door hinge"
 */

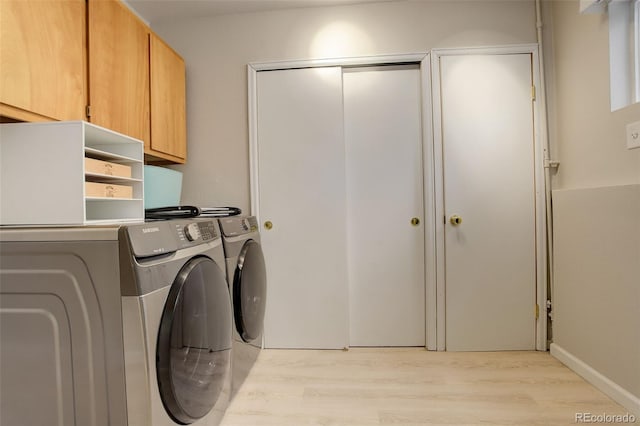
xmin=531 ymin=85 xmax=536 ymax=101
xmin=86 ymin=105 xmax=92 ymax=118
xmin=535 ymin=303 xmax=540 ymax=319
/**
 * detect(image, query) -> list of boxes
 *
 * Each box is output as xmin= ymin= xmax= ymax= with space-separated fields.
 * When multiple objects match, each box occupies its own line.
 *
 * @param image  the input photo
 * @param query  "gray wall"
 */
xmin=152 ymin=0 xmax=537 ymax=211
xmin=545 ymin=0 xmax=640 ymax=407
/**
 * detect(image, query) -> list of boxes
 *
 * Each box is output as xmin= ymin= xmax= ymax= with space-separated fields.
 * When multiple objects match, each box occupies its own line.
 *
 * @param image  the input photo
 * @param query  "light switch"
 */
xmin=627 ymin=120 xmax=640 ymax=149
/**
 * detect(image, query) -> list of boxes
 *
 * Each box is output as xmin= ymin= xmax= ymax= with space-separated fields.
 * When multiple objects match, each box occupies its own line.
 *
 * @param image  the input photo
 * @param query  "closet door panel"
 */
xmin=257 ymin=67 xmax=348 ymax=349
xmin=343 ymin=66 xmax=426 ymax=347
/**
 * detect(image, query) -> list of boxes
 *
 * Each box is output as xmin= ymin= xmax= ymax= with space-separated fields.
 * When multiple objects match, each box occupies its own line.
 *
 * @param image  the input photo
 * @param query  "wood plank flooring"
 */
xmin=220 ymin=348 xmax=636 ymax=425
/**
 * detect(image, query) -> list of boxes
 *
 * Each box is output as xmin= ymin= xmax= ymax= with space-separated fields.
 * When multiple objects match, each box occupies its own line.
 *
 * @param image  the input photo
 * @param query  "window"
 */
xmin=634 ymin=0 xmax=640 ymax=101
xmin=609 ymin=0 xmax=640 ymax=110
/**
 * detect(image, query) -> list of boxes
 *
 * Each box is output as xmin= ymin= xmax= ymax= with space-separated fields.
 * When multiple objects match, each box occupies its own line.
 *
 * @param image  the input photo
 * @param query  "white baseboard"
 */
xmin=551 ymin=343 xmax=640 ymax=417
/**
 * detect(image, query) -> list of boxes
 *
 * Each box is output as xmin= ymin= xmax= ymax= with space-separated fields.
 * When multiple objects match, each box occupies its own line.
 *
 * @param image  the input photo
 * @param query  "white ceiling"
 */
xmin=125 ymin=0 xmax=396 ymax=25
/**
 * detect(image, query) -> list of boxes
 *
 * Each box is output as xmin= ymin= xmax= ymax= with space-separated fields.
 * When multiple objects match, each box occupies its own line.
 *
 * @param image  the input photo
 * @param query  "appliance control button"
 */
xmin=184 ymin=223 xmax=201 ymax=241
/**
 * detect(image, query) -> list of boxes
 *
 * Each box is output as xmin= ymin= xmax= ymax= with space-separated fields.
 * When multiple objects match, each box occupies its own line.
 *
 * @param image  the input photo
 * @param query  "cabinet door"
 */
xmin=88 ymin=0 xmax=149 ymax=145
xmin=0 ymin=0 xmax=86 ymax=121
xmin=149 ymin=33 xmax=187 ymax=163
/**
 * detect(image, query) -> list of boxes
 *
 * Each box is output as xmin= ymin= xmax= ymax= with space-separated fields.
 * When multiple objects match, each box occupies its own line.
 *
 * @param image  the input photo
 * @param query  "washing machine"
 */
xmin=218 ymin=216 xmax=267 ymax=398
xmin=120 ymin=218 xmax=232 ymax=426
xmin=0 ymin=219 xmax=232 ymax=426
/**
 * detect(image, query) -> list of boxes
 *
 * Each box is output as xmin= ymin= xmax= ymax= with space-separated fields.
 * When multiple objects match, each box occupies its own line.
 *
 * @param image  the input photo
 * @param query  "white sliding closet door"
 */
xmin=257 ymin=67 xmax=349 ymax=349
xmin=343 ymin=66 xmax=425 ymax=346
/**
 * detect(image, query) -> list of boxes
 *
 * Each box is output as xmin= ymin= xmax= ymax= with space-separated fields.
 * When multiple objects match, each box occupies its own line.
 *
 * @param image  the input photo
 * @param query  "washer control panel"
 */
xmin=175 ymin=220 xmax=218 ymax=248
xmin=196 ymin=221 xmax=217 ymax=241
xmin=127 ymin=219 xmax=220 ymax=258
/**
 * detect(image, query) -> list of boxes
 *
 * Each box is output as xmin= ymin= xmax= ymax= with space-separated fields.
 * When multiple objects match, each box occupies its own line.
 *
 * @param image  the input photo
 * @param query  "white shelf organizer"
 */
xmin=1 ymin=121 xmax=144 ymax=225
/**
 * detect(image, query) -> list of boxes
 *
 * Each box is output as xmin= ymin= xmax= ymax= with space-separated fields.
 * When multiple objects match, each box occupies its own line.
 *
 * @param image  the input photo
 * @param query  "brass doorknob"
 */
xmin=449 ymin=215 xmax=462 ymax=226
xmin=410 ymin=217 xmax=420 ymax=226
xmin=264 ymin=221 xmax=273 ymax=230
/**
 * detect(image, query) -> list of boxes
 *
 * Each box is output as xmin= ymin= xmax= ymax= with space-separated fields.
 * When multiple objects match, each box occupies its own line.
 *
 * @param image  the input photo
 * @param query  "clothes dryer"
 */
xmin=218 ymin=216 xmax=267 ymax=398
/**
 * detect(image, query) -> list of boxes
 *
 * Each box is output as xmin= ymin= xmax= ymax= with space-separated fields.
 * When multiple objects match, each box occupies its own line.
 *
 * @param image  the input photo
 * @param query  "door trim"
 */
xmin=247 ymin=53 xmax=437 ymax=350
xmin=430 ymin=44 xmax=548 ymax=351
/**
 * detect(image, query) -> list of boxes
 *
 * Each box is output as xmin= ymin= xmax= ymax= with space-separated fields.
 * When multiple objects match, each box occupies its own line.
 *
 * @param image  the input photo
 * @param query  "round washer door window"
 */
xmin=233 ymin=239 xmax=267 ymax=343
xmin=157 ymin=256 xmax=232 ymax=424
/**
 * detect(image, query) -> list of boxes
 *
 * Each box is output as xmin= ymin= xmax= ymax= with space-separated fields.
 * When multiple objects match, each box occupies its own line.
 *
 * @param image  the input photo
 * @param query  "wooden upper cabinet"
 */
xmin=149 ymin=33 xmax=187 ymax=163
xmin=1 ymin=0 xmax=186 ymax=164
xmin=0 ymin=0 xmax=86 ymax=121
xmin=87 ymin=0 xmax=150 ymax=146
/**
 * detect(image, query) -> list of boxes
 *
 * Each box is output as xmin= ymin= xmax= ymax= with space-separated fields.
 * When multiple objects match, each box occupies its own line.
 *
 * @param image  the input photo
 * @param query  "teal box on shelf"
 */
xmin=144 ymin=165 xmax=183 ymax=209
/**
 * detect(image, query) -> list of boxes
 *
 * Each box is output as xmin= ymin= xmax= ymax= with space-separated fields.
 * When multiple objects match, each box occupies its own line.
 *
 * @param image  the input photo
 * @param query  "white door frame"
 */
xmin=248 ymin=53 xmax=438 ymax=350
xmin=431 ymin=44 xmax=548 ymax=351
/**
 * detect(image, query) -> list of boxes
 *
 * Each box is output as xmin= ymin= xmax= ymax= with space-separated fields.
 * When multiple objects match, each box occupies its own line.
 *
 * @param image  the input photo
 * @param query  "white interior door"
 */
xmin=440 ymin=54 xmax=536 ymax=351
xmin=343 ymin=66 xmax=425 ymax=346
xmin=257 ymin=67 xmax=349 ymax=349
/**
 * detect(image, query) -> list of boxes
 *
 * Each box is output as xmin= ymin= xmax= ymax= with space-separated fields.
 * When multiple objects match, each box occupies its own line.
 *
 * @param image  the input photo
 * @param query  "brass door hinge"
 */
xmin=535 ymin=303 xmax=540 ymax=319
xmin=86 ymin=105 xmax=92 ymax=118
xmin=532 ymin=85 xmax=536 ymax=101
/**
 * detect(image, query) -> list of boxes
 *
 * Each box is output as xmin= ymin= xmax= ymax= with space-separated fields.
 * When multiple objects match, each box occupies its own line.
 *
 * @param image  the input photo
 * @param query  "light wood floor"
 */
xmin=220 ymin=348 xmax=636 ymax=425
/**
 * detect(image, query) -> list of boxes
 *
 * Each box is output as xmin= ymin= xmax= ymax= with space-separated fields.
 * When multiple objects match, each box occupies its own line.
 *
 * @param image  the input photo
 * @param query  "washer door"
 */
xmin=157 ymin=256 xmax=231 ymax=424
xmin=233 ymin=239 xmax=267 ymax=343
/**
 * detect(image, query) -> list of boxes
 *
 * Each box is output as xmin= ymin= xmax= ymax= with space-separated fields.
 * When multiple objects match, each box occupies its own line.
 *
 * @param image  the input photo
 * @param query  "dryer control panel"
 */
xmin=219 ymin=216 xmax=259 ymax=237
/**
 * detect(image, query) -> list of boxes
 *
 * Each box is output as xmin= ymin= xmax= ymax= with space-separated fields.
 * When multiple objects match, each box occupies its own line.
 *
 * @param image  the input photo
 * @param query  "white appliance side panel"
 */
xmin=343 ymin=65 xmax=426 ymax=347
xmin=257 ymin=67 xmax=349 ymax=349
xmin=441 ymin=54 xmax=537 ymax=351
